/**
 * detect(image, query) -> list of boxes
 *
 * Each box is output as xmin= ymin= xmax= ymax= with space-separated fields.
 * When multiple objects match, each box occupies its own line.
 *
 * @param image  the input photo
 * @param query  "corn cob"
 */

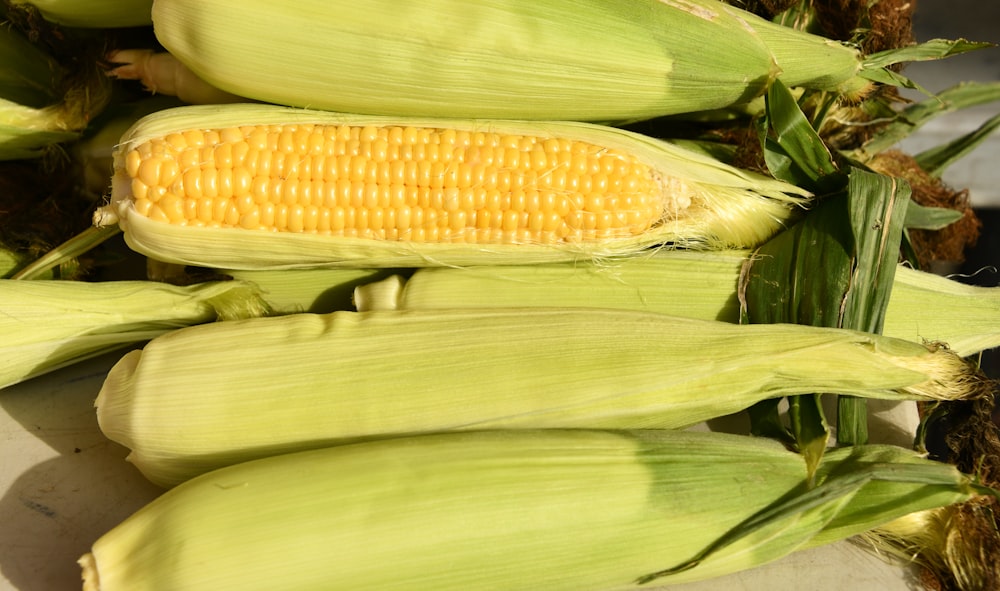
xmin=95 ymin=307 xmax=989 ymax=487
xmin=149 ymin=0 xmax=873 ymax=121
xmin=93 ymin=103 xmax=809 ymax=269
xmin=354 ymin=250 xmax=1000 ymax=358
xmin=78 ymin=429 xmax=992 ymax=591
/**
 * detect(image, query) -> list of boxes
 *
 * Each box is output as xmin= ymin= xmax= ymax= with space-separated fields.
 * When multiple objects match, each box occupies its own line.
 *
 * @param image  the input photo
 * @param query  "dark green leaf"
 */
xmin=858 ymin=66 xmax=928 ymax=94
xmin=843 ymin=169 xmax=911 ymax=336
xmin=914 ymin=112 xmax=1000 ymax=176
xmin=762 ymin=80 xmax=843 ymax=193
xmin=863 ymin=38 xmax=995 ymax=70
xmin=904 ymin=203 xmax=963 ymax=231
xmin=747 ymin=399 xmax=794 ymax=444
xmin=859 ymin=81 xmax=1000 ymax=156
xmin=790 ymin=395 xmax=830 ymax=480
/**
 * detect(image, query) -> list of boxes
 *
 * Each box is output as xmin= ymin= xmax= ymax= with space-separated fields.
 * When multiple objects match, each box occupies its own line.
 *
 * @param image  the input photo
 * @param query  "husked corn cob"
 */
xmin=94 ymin=104 xmax=809 ymax=269
xmin=149 ymin=0 xmax=873 ymax=120
xmin=78 ymin=429 xmax=993 ymax=591
xmin=96 ymin=307 xmax=990 ymax=487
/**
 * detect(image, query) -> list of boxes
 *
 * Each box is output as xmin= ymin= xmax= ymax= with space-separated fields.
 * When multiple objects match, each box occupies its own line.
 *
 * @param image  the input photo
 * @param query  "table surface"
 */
xmin=1 ymin=349 xmax=925 ymax=591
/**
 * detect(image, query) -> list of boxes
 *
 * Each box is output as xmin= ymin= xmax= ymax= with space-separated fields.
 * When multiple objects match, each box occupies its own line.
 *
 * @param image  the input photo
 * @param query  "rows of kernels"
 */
xmin=124 ymin=124 xmax=686 ymax=243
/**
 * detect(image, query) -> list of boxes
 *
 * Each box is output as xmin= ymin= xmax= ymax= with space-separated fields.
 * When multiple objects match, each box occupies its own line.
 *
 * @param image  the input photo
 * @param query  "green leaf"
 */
xmin=739 ymin=170 xmax=911 ymax=446
xmin=842 ymin=169 xmax=911 ymax=336
xmin=904 ymin=203 xmax=963 ymax=231
xmin=914 ymin=112 xmax=1000 ymax=177
xmin=747 ymin=399 xmax=794 ymax=444
xmin=837 ymin=170 xmax=911 ymax=444
xmin=859 ymin=81 xmax=1000 ymax=157
xmin=862 ymin=38 xmax=995 ymax=70
xmin=761 ymin=79 xmax=843 ymax=193
xmin=636 ymin=448 xmax=991 ymax=585
xmin=790 ymin=394 xmax=830 ymax=481
xmin=858 ymin=66 xmax=929 ymax=95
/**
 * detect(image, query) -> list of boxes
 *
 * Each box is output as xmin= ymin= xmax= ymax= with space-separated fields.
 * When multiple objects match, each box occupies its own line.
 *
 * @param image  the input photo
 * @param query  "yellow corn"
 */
xmin=95 ymin=103 xmax=810 ymax=269
xmin=123 ymin=120 xmax=664 ymax=243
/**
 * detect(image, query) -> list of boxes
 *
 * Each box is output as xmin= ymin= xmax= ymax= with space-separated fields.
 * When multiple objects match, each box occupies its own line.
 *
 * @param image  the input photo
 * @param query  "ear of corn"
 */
xmin=78 ymin=429 xmax=989 ymax=591
xmin=0 ymin=14 xmax=79 ymax=159
xmin=0 ymin=267 xmax=381 ymax=390
xmin=0 ymin=279 xmax=268 ymax=390
xmin=94 ymin=103 xmax=810 ymax=269
xmin=0 ymin=14 xmax=63 ymax=109
xmin=0 ymin=100 xmax=80 ymax=159
xmin=356 ymin=250 xmax=1000 ymax=358
xmin=7 ymin=0 xmax=153 ymax=28
xmin=149 ymin=0 xmax=871 ymax=121
xmin=0 ymin=5 xmax=111 ymax=159
xmin=95 ymin=307 xmax=990 ymax=487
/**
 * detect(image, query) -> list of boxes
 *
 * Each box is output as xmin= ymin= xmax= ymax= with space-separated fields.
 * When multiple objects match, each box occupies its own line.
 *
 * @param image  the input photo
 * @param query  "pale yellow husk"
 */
xmin=0 ymin=268 xmax=382 ymax=390
xmin=355 ymin=250 xmax=1000 ymax=358
xmin=150 ymin=0 xmax=868 ymax=120
xmin=78 ymin=429 xmax=981 ymax=591
xmin=95 ymin=307 xmax=989 ymax=487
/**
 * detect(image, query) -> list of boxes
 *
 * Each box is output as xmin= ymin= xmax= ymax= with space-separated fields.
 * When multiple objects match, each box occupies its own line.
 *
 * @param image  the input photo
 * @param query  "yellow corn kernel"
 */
xmin=98 ymin=104 xmax=812 ymax=269
xmin=122 ymin=122 xmax=668 ymax=245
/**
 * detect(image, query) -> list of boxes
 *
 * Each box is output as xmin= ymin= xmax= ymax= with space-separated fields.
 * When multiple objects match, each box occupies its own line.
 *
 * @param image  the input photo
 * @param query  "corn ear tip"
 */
xmin=78 ymin=552 xmax=99 ymax=591
xmin=900 ymin=342 xmax=996 ymax=402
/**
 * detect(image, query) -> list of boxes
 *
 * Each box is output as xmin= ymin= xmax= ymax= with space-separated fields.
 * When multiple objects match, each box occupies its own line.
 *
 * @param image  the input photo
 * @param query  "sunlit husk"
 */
xmin=95 ymin=307 xmax=989 ymax=487
xmin=78 ymin=429 xmax=980 ymax=591
xmin=0 ymin=279 xmax=267 ymax=389
xmin=0 ymin=99 xmax=80 ymax=159
xmin=150 ymin=0 xmax=868 ymax=121
xmin=356 ymin=250 xmax=1000 ymax=358
xmin=0 ymin=267 xmax=383 ymax=389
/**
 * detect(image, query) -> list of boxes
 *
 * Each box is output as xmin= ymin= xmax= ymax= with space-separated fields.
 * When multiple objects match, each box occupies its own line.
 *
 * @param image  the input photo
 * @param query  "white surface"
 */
xmin=0 ymin=350 xmax=924 ymax=591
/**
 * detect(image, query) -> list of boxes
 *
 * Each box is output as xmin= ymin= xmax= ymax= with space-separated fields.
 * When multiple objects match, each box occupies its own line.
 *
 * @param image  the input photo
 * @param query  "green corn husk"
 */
xmin=220 ymin=267 xmax=396 ymax=314
xmin=95 ymin=307 xmax=991 ymax=487
xmin=0 ymin=279 xmax=266 ymax=390
xmin=0 ymin=267 xmax=385 ymax=390
xmin=355 ymin=250 xmax=1000 ymax=358
xmin=78 ymin=428 xmax=995 ymax=591
xmin=149 ymin=0 xmax=873 ymax=121
xmin=8 ymin=0 xmax=153 ymax=28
